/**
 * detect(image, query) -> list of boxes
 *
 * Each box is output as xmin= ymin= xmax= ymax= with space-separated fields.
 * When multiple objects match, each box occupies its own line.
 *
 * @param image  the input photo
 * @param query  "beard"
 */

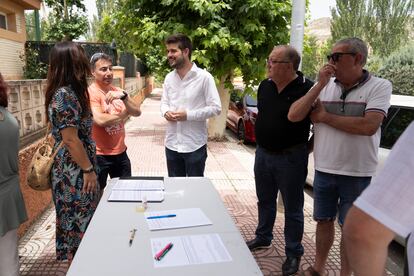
xmin=169 ymin=55 xmax=185 ymax=69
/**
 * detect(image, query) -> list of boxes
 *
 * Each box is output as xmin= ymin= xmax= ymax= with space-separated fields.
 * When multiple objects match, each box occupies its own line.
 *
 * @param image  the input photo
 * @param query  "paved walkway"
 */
xmin=18 ymin=88 xmax=400 ymax=275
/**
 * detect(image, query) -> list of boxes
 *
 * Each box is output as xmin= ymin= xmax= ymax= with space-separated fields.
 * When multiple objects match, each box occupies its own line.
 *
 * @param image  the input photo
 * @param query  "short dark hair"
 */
xmin=0 ymin=73 xmax=8 ymax=107
xmin=90 ymin=52 xmax=112 ymax=70
xmin=165 ymin=33 xmax=193 ymax=59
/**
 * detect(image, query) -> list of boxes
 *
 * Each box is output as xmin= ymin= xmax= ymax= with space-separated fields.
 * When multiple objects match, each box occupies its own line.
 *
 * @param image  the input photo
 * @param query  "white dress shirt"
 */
xmin=354 ymin=122 xmax=414 ymax=275
xmin=161 ymin=63 xmax=221 ymax=153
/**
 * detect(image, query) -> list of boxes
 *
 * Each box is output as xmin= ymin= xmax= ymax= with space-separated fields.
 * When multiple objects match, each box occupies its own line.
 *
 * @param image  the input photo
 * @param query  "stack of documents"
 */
xmin=107 ymin=177 xmax=165 ymax=202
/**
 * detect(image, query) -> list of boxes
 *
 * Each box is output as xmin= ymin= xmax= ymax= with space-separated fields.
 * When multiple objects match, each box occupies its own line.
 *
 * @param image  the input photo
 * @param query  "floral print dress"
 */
xmin=48 ymin=86 xmax=99 ymax=261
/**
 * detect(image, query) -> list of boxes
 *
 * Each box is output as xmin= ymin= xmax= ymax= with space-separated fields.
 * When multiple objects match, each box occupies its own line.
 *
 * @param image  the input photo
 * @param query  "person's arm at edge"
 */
xmin=60 ymin=127 xmax=98 ymax=194
xmin=343 ymin=206 xmax=395 ymax=276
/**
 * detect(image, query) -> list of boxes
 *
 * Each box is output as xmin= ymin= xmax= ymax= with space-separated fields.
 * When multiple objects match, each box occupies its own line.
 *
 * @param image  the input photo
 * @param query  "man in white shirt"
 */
xmin=161 ymin=33 xmax=221 ymax=177
xmin=344 ymin=122 xmax=414 ymax=275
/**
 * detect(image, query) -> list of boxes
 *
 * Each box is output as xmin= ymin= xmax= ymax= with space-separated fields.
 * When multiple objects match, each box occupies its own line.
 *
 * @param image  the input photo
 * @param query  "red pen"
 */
xmin=154 ymin=242 xmax=174 ymax=261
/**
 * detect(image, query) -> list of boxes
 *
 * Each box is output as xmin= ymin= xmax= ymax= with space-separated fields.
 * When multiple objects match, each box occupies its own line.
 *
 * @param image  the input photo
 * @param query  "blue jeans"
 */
xmin=165 ymin=145 xmax=207 ymax=177
xmin=96 ymin=150 xmax=132 ymax=189
xmin=254 ymin=145 xmax=308 ymax=257
xmin=313 ymin=170 xmax=371 ymax=225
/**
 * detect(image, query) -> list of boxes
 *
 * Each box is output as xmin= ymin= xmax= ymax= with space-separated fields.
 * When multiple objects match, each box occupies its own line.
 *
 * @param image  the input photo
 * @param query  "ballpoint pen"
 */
xmin=129 ymin=228 xmax=137 ymax=246
xmin=154 ymin=242 xmax=174 ymax=261
xmin=147 ymin=214 xmax=176 ymax=219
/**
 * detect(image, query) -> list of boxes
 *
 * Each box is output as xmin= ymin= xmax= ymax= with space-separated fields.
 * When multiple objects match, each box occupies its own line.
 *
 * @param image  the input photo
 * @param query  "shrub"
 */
xmin=20 ymin=47 xmax=48 ymax=79
xmin=377 ymin=43 xmax=414 ymax=96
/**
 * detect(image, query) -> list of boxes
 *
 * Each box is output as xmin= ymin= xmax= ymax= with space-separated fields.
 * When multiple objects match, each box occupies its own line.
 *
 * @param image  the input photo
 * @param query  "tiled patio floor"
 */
xmin=18 ymin=88 xmax=401 ymax=275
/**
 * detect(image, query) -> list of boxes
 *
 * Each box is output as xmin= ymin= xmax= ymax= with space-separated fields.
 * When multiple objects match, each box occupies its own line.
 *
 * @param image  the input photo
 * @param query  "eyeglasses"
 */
xmin=326 ymin=52 xmax=356 ymax=62
xmin=266 ymin=59 xmax=290 ymax=65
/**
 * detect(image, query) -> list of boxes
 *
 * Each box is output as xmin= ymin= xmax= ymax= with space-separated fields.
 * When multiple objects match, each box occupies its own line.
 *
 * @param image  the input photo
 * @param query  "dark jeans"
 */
xmin=165 ymin=145 xmax=207 ymax=177
xmin=254 ymin=145 xmax=308 ymax=257
xmin=96 ymin=150 xmax=132 ymax=189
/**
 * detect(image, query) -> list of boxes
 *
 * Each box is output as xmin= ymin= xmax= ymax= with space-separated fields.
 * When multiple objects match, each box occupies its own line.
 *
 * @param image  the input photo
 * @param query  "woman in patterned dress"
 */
xmin=44 ymin=41 xmax=99 ymax=263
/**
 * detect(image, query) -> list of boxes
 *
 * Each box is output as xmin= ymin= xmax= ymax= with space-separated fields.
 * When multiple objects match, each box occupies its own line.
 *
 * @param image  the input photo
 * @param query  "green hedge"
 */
xmin=378 ymin=44 xmax=414 ymax=96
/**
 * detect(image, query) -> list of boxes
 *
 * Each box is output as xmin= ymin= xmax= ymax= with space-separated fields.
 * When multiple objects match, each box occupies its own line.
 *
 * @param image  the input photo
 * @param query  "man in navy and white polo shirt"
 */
xmin=288 ymin=37 xmax=392 ymax=276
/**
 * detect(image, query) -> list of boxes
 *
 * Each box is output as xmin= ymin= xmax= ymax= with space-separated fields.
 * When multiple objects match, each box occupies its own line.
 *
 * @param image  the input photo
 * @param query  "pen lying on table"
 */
xmin=129 ymin=228 xmax=137 ymax=246
xmin=154 ymin=242 xmax=174 ymax=261
xmin=147 ymin=214 xmax=176 ymax=219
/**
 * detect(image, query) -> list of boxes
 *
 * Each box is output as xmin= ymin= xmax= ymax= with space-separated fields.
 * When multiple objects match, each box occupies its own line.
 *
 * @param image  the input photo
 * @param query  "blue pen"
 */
xmin=147 ymin=214 xmax=176 ymax=219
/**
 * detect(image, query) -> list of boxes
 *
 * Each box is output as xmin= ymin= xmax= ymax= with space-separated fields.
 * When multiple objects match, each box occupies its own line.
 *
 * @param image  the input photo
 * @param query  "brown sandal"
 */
xmin=299 ymin=266 xmax=326 ymax=276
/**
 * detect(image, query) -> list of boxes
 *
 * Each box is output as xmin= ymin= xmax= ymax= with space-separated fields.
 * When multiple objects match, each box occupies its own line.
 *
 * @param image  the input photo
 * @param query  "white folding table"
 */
xmin=67 ymin=177 xmax=262 ymax=276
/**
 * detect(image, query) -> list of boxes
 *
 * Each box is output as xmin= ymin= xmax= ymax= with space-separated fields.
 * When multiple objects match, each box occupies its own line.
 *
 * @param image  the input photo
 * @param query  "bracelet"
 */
xmin=82 ymin=165 xmax=94 ymax=173
xmin=120 ymin=91 xmax=128 ymax=101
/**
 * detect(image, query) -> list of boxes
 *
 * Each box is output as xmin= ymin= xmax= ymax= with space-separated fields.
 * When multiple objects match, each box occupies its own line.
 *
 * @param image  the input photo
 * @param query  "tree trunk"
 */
xmin=208 ymin=76 xmax=230 ymax=140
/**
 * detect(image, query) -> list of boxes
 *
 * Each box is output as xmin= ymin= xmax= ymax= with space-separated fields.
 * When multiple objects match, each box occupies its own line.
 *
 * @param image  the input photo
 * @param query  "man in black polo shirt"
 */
xmin=246 ymin=45 xmax=313 ymax=276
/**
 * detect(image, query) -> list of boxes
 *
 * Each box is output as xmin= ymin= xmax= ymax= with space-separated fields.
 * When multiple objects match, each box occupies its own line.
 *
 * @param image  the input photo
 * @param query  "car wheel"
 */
xmin=237 ymin=121 xmax=246 ymax=143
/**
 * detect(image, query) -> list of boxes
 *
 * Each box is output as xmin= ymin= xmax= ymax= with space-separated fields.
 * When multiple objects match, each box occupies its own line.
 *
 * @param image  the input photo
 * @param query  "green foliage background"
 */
xmin=42 ymin=0 xmax=89 ymax=41
xmin=377 ymin=43 xmax=414 ymax=96
xmin=330 ymin=0 xmax=414 ymax=58
xmin=96 ymin=0 xmax=292 ymax=87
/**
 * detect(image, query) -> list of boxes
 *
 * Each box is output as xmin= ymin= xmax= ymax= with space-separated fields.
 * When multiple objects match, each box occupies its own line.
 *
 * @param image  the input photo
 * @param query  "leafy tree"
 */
xmin=86 ymin=0 xmax=116 ymax=41
xmin=25 ymin=11 xmax=36 ymax=41
xmin=330 ymin=0 xmax=414 ymax=57
xmin=96 ymin=0 xmax=116 ymax=20
xmin=20 ymin=46 xmax=48 ymax=79
xmin=377 ymin=43 xmax=414 ymax=96
xmin=85 ymin=15 xmax=100 ymax=42
xmin=101 ymin=0 xmax=291 ymax=138
xmin=301 ymin=35 xmax=332 ymax=80
xmin=42 ymin=0 xmax=88 ymax=41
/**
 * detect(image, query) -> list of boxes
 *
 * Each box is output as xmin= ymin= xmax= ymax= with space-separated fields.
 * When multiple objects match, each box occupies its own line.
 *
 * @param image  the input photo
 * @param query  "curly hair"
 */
xmin=0 ymin=73 xmax=8 ymax=108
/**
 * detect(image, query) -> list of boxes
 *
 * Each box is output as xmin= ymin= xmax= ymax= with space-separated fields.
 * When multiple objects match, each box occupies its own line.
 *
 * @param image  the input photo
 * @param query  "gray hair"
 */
xmin=90 ymin=52 xmax=112 ymax=70
xmin=335 ymin=37 xmax=368 ymax=66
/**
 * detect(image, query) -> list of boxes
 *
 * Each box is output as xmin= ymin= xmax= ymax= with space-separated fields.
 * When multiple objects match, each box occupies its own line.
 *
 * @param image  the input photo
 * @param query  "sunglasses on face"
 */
xmin=326 ymin=52 xmax=356 ymax=62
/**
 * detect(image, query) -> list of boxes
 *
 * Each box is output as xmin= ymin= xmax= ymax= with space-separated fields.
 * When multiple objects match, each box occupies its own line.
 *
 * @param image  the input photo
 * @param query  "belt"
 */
xmin=260 ymin=143 xmax=306 ymax=155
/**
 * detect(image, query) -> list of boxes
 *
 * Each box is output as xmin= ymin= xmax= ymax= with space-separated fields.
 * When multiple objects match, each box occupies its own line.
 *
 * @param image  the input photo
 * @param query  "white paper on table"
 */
xmin=145 ymin=208 xmax=212 ymax=230
xmin=112 ymin=179 xmax=164 ymax=191
xmin=107 ymin=190 xmax=164 ymax=202
xmin=151 ymin=233 xmax=232 ymax=268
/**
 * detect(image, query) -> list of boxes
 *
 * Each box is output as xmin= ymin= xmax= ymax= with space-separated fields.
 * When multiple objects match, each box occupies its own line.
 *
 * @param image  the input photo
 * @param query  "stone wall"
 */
xmin=5 ymin=76 xmax=147 ymax=237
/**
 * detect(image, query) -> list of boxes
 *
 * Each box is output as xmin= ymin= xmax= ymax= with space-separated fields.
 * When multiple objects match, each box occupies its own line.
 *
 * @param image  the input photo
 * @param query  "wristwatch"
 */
xmin=82 ymin=165 xmax=94 ymax=174
xmin=120 ymin=90 xmax=128 ymax=101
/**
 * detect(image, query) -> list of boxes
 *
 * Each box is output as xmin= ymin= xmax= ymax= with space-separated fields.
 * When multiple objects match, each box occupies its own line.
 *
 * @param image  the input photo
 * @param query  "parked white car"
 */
xmin=306 ymin=94 xmax=414 ymax=245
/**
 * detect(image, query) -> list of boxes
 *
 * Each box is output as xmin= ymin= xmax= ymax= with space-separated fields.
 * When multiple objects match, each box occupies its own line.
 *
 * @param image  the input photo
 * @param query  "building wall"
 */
xmin=0 ymin=0 xmax=29 ymax=80
xmin=0 ymin=38 xmax=25 ymax=80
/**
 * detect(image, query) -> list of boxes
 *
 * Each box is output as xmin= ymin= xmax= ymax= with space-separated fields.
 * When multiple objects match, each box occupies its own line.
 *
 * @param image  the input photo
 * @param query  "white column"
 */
xmin=290 ymin=0 xmax=306 ymax=70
